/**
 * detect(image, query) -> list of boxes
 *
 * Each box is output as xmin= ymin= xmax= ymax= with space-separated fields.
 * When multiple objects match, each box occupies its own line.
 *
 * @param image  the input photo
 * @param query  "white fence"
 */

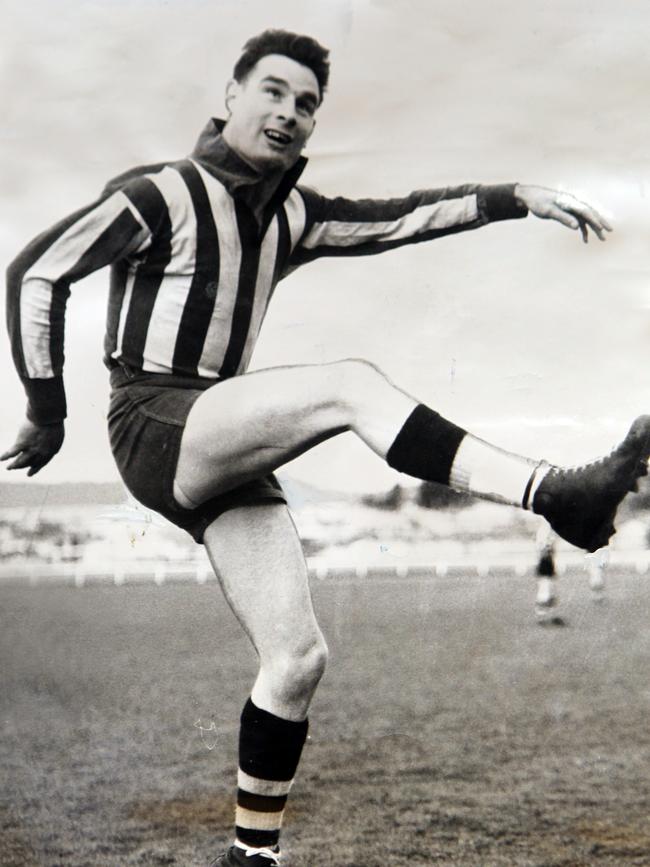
xmin=1 ymin=548 xmax=649 ymax=587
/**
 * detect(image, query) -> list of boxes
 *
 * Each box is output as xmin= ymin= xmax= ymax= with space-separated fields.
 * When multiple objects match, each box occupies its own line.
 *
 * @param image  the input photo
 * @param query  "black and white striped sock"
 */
xmin=235 ymin=698 xmax=308 ymax=850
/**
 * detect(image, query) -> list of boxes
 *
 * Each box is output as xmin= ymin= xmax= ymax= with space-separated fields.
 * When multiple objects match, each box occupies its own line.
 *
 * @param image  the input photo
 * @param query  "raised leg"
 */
xmin=176 ymin=359 xmax=650 ymax=553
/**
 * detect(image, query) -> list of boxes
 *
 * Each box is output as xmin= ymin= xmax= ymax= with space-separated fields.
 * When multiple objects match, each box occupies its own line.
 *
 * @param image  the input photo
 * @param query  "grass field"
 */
xmin=2 ymin=568 xmax=650 ymax=867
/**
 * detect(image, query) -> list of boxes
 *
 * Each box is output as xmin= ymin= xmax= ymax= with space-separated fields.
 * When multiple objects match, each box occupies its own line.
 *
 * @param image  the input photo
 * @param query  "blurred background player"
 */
xmin=534 ymin=527 xmax=607 ymax=625
xmin=534 ymin=526 xmax=564 ymax=626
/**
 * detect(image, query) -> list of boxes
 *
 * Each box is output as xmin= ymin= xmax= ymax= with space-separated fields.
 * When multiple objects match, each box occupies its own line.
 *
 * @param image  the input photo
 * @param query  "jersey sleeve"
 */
xmin=6 ymin=177 xmax=161 ymax=424
xmin=289 ymin=183 xmax=528 ymax=267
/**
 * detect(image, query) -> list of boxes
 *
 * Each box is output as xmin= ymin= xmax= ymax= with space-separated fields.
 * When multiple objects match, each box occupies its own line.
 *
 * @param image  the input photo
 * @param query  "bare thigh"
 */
xmin=174 ymin=361 xmax=416 ymax=507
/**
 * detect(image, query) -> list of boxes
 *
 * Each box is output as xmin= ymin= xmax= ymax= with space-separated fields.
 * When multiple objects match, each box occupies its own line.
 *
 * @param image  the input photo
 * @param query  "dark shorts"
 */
xmin=107 ymin=365 xmax=286 ymax=544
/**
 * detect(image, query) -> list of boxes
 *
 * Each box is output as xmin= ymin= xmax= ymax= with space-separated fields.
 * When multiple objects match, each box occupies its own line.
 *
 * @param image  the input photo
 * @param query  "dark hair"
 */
xmin=233 ymin=30 xmax=330 ymax=100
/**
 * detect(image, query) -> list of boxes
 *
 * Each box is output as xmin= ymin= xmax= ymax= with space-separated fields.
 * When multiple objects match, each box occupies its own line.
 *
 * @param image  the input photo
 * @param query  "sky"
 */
xmin=1 ymin=0 xmax=649 ymax=493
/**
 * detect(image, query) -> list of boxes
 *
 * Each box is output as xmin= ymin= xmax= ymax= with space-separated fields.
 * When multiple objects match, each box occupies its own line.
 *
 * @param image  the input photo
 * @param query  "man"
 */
xmin=534 ymin=526 xmax=565 ymax=626
xmin=534 ymin=527 xmax=607 ymax=625
xmin=3 ymin=29 xmax=649 ymax=866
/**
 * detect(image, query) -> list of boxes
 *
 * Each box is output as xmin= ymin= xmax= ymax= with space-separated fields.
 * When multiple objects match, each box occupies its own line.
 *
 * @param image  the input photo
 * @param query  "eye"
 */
xmin=265 ymin=86 xmax=283 ymax=99
xmin=296 ymin=99 xmax=316 ymax=118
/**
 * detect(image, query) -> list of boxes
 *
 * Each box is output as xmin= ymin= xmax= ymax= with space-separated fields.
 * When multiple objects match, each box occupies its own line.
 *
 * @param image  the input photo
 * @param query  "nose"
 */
xmin=276 ymin=96 xmax=297 ymax=127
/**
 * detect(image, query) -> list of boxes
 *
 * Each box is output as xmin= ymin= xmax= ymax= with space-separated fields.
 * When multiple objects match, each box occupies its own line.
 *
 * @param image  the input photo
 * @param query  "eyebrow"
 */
xmin=260 ymin=75 xmax=319 ymax=107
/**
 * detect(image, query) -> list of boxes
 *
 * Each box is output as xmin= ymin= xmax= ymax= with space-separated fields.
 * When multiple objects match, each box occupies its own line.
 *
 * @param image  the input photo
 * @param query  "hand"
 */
xmin=514 ymin=184 xmax=613 ymax=243
xmin=1 ymin=418 xmax=65 ymax=476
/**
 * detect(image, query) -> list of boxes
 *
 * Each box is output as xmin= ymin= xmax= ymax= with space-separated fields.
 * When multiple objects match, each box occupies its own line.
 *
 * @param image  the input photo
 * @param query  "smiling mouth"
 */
xmin=264 ymin=129 xmax=292 ymax=147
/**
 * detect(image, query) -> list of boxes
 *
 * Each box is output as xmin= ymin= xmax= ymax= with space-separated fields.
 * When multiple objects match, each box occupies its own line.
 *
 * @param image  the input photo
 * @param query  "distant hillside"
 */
xmin=1 ymin=474 xmax=648 ymax=515
xmin=0 ymin=476 xmax=354 ymax=509
xmin=0 ymin=481 xmax=126 ymax=507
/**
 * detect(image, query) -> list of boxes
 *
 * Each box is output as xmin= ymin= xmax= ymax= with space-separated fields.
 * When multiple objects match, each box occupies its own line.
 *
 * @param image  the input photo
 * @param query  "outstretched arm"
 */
xmin=291 ymin=183 xmax=528 ymax=267
xmin=514 ymin=184 xmax=612 ymax=242
xmin=289 ymin=181 xmax=611 ymax=270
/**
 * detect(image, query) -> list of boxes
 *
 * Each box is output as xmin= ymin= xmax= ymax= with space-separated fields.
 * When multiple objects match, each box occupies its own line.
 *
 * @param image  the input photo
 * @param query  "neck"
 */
xmin=221 ymin=126 xmax=287 ymax=219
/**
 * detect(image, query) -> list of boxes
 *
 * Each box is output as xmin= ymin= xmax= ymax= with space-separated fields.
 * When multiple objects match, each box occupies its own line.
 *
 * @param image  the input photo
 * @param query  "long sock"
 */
xmin=235 ymin=698 xmax=308 ymax=850
xmin=386 ymin=404 xmax=549 ymax=508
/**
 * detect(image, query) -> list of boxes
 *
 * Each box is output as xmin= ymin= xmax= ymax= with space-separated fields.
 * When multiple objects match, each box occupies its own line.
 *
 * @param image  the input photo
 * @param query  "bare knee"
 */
xmin=329 ymin=358 xmax=388 ymax=413
xmin=263 ymin=635 xmax=329 ymax=707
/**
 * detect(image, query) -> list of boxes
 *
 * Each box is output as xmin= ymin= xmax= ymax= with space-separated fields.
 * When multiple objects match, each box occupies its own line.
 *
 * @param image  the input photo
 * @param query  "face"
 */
xmin=223 ymin=54 xmax=320 ymax=173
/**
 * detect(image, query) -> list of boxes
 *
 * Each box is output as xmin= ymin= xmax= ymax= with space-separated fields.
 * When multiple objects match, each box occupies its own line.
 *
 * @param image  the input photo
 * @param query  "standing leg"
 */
xmin=205 ymin=502 xmax=327 ymax=865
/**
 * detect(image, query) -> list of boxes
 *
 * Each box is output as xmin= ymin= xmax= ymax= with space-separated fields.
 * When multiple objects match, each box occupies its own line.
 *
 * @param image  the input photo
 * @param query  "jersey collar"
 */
xmin=191 ymin=117 xmax=308 ymax=204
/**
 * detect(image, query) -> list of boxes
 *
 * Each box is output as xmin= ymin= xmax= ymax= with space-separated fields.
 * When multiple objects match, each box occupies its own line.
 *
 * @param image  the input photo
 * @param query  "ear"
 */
xmin=224 ymin=78 xmax=240 ymax=115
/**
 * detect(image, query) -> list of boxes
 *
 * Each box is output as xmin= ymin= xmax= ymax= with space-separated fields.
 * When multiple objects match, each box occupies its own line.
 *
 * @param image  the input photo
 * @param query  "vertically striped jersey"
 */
xmin=6 ymin=118 xmax=528 ymax=424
